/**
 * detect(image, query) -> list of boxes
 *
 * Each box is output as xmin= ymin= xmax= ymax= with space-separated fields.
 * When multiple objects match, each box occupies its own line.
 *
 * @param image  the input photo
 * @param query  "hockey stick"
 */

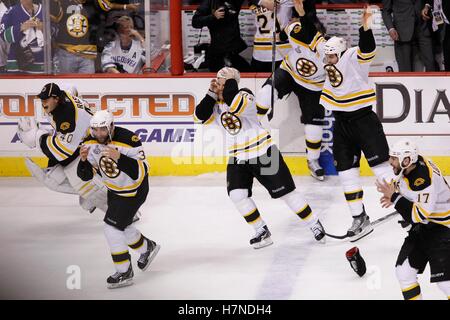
xmin=325 ymin=211 xmax=399 ymax=241
xmin=267 ymin=0 xmax=278 ymax=121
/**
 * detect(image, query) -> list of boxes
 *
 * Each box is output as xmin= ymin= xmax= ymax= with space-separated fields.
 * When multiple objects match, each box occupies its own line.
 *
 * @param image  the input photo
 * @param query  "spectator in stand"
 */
xmin=101 ymin=15 xmax=145 ymax=73
xmin=51 ymin=0 xmax=139 ymax=74
xmin=192 ymin=0 xmax=251 ymax=72
xmin=382 ymin=0 xmax=435 ymax=72
xmin=423 ymin=0 xmax=450 ymax=71
xmin=0 ymin=0 xmax=11 ymax=73
xmin=0 ymin=0 xmax=44 ymax=74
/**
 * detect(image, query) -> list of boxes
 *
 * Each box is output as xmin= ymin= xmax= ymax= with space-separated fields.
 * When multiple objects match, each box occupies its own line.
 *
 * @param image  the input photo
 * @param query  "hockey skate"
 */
xmin=137 ymin=238 xmax=161 ymax=271
xmin=310 ymin=220 xmax=326 ymax=243
xmin=107 ymin=264 xmax=134 ymax=289
xmin=307 ymin=159 xmax=324 ymax=181
xmin=250 ymin=225 xmax=273 ymax=249
xmin=347 ymin=211 xmax=373 ymax=241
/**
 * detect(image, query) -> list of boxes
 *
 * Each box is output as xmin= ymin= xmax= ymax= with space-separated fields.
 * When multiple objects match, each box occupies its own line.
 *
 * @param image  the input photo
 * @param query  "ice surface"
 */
xmin=0 ymin=175 xmax=446 ymax=300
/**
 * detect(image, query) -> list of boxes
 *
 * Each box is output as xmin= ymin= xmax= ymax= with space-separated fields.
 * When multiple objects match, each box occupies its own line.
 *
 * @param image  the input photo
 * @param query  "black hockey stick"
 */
xmin=267 ymin=1 xmax=278 ymax=121
xmin=325 ymin=211 xmax=399 ymax=241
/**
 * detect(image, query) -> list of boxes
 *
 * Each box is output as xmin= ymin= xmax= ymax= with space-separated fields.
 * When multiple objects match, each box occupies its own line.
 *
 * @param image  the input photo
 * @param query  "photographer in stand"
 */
xmin=192 ymin=0 xmax=251 ymax=72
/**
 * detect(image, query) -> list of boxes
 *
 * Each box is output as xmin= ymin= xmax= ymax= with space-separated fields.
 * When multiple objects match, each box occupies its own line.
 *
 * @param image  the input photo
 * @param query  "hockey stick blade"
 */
xmin=325 ymin=211 xmax=399 ymax=241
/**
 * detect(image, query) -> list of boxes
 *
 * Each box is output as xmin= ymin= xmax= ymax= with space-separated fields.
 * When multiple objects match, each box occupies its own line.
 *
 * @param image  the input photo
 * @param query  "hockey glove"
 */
xmin=346 ymin=246 xmax=366 ymax=277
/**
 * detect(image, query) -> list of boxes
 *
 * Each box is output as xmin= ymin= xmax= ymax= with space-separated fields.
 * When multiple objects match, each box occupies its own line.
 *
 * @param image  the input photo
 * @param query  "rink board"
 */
xmin=0 ymin=75 xmax=449 ymax=176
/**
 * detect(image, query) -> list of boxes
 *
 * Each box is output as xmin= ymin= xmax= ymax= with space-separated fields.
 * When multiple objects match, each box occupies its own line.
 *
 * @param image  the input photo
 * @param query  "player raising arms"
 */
xmin=194 ymin=67 xmax=325 ymax=249
xmin=320 ymin=7 xmax=395 ymax=241
xmin=256 ymin=0 xmax=326 ymax=181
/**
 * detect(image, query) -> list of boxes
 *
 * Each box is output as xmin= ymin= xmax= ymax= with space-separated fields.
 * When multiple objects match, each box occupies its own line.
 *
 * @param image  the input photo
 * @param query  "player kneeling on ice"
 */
xmin=77 ymin=110 xmax=160 ymax=289
xmin=194 ymin=67 xmax=325 ymax=249
xmin=17 ymin=82 xmax=109 ymax=214
xmin=376 ymin=139 xmax=450 ymax=300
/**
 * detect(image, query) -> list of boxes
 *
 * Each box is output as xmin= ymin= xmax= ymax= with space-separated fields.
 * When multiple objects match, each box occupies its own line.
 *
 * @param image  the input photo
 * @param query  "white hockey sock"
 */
xmin=371 ymin=161 xmax=396 ymax=184
xmin=124 ymin=225 xmax=148 ymax=255
xmin=396 ymin=259 xmax=422 ymax=300
xmin=229 ymin=189 xmax=266 ymax=230
xmin=104 ymin=224 xmax=130 ymax=273
xmin=305 ymin=124 xmax=322 ymax=161
xmin=338 ymin=168 xmax=364 ymax=217
xmin=281 ymin=191 xmax=318 ymax=227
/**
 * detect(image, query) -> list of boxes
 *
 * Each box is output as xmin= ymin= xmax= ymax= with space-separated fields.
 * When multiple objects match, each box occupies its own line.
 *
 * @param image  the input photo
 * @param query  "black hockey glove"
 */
xmin=346 ymin=247 xmax=366 ymax=277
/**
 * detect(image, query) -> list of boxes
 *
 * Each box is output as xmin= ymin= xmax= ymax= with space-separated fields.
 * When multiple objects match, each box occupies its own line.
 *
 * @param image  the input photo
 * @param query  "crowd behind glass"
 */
xmin=0 ymin=0 xmax=448 ymax=74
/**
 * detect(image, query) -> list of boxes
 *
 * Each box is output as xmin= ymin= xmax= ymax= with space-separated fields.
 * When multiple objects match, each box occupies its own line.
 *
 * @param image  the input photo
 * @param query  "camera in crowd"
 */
xmin=220 ymin=1 xmax=237 ymax=17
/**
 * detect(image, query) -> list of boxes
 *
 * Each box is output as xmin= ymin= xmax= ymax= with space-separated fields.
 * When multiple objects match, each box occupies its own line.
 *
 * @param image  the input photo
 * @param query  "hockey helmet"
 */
xmin=216 ymin=67 xmax=240 ymax=84
xmin=324 ymin=36 xmax=347 ymax=56
xmin=389 ymin=139 xmax=419 ymax=169
xmin=90 ymin=110 xmax=114 ymax=142
xmin=90 ymin=110 xmax=114 ymax=129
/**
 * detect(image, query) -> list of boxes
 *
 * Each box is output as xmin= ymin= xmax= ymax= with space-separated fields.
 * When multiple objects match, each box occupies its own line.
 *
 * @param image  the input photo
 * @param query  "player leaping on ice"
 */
xmin=320 ymin=6 xmax=395 ymax=241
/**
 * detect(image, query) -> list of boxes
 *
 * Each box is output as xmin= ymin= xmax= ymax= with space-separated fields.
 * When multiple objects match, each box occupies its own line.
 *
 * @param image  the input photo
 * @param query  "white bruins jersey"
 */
xmin=101 ymin=38 xmax=145 ymax=73
xmin=396 ymin=156 xmax=450 ymax=228
xmin=320 ymin=46 xmax=376 ymax=112
xmin=195 ymin=90 xmax=273 ymax=161
xmin=83 ymin=127 xmax=149 ymax=197
xmin=251 ymin=3 xmax=292 ymax=62
xmin=41 ymin=91 xmax=94 ymax=163
xmin=280 ymin=20 xmax=326 ymax=92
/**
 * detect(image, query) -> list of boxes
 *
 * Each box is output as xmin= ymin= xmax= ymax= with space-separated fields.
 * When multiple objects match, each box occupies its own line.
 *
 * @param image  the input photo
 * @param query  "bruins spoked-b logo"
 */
xmin=221 ymin=112 xmax=242 ymax=135
xmin=296 ymin=58 xmax=317 ymax=77
xmin=99 ymin=156 xmax=120 ymax=179
xmin=67 ymin=13 xmax=89 ymax=38
xmin=324 ymin=64 xmax=343 ymax=87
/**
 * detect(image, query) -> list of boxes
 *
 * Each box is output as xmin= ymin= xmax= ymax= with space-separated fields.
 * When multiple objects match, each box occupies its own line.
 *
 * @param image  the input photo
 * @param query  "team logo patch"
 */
xmin=324 ymin=64 xmax=343 ymax=87
xmin=131 ymin=135 xmax=140 ymax=142
xmin=296 ymin=58 xmax=317 ymax=77
xmin=67 ymin=13 xmax=89 ymax=38
xmin=414 ymin=178 xmax=425 ymax=187
xmin=99 ymin=156 xmax=120 ymax=179
xmin=221 ymin=112 xmax=241 ymax=135
xmin=60 ymin=122 xmax=70 ymax=131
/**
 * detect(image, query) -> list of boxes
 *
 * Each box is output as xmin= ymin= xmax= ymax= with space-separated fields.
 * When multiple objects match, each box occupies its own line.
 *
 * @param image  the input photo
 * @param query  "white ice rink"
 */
xmin=0 ymin=175 xmax=446 ymax=300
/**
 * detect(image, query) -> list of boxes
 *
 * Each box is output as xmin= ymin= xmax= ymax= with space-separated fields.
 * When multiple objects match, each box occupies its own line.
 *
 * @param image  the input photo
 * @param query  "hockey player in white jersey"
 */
xmin=194 ymin=66 xmax=325 ymax=248
xmin=101 ymin=15 xmax=146 ymax=74
xmin=249 ymin=0 xmax=292 ymax=72
xmin=376 ymin=139 xmax=450 ymax=300
xmin=320 ymin=7 xmax=395 ymax=241
xmin=77 ymin=110 xmax=160 ymax=289
xmin=256 ymin=0 xmax=326 ymax=181
xmin=17 ymin=82 xmax=108 ymax=213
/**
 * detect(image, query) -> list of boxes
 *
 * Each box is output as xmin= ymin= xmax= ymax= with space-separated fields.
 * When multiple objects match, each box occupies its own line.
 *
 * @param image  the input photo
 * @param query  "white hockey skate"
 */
xmin=250 ymin=225 xmax=273 ymax=249
xmin=307 ymin=159 xmax=324 ymax=181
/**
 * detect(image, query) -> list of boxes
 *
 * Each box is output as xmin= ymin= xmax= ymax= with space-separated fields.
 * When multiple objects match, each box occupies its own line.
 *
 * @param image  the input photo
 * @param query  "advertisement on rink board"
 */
xmin=0 ymin=76 xmax=449 ymax=174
